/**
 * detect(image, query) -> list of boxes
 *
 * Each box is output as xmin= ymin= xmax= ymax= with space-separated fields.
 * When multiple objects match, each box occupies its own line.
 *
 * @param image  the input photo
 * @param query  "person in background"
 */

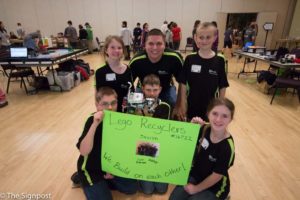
xmin=9 ymin=31 xmax=18 ymax=39
xmin=211 ymin=21 xmax=219 ymax=53
xmin=165 ymin=23 xmax=173 ymax=49
xmin=120 ymin=21 xmax=132 ymax=60
xmin=160 ymin=20 xmax=168 ymax=35
xmin=222 ymin=26 xmax=234 ymax=57
xmin=78 ymin=24 xmax=88 ymax=49
xmin=133 ymin=22 xmax=142 ymax=53
xmin=23 ymin=30 xmax=41 ymax=51
xmin=192 ymin=20 xmax=201 ymax=52
xmin=16 ymin=22 xmax=25 ymax=39
xmin=64 ymin=20 xmax=78 ymax=48
xmin=243 ymin=23 xmax=256 ymax=47
xmin=0 ymin=21 xmax=11 ymax=49
xmin=56 ymin=32 xmax=66 ymax=48
xmin=85 ymin=22 xmax=94 ymax=54
xmin=170 ymin=98 xmax=235 ymax=200
xmin=171 ymin=22 xmax=182 ymax=51
xmin=140 ymin=23 xmax=149 ymax=49
xmin=173 ymin=22 xmax=229 ymax=122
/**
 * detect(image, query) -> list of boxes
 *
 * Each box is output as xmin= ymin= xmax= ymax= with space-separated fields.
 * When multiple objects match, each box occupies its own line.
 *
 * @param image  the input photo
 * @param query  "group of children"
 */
xmin=76 ymin=21 xmax=235 ymax=200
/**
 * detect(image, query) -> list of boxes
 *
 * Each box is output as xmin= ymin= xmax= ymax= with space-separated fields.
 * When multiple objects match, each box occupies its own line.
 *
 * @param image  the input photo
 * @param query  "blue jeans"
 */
xmin=169 ymin=187 xmax=219 ymax=200
xmin=159 ymin=86 xmax=177 ymax=108
xmin=108 ymin=176 xmax=138 ymax=194
xmin=139 ymin=181 xmax=168 ymax=194
xmin=83 ymin=180 xmax=113 ymax=200
xmin=169 ymin=177 xmax=220 ymax=200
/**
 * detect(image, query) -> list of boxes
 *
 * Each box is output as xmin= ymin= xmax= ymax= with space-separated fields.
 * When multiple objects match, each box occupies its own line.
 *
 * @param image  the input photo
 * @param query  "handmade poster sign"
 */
xmin=102 ymin=110 xmax=200 ymax=185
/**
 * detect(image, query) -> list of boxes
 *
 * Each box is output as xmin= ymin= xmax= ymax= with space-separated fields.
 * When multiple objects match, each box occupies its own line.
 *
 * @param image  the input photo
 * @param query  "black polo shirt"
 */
xmin=77 ymin=115 xmax=104 ymax=187
xmin=191 ymin=126 xmax=235 ymax=200
xmin=129 ymin=48 xmax=183 ymax=92
xmin=95 ymin=63 xmax=133 ymax=112
xmin=178 ymin=53 xmax=229 ymax=120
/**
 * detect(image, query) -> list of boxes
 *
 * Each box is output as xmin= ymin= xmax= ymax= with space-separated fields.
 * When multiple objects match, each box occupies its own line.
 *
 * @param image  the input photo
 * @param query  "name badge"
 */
xmin=191 ymin=65 xmax=201 ymax=73
xmin=201 ymin=138 xmax=209 ymax=150
xmin=106 ymin=73 xmax=116 ymax=81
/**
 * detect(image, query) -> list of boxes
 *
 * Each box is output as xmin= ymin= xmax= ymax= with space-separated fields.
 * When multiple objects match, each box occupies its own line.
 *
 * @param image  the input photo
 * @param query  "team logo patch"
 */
xmin=191 ymin=65 xmax=201 ymax=73
xmin=158 ymin=70 xmax=168 ymax=75
xmin=121 ymin=84 xmax=128 ymax=89
xmin=208 ymin=69 xmax=218 ymax=76
xmin=209 ymin=155 xmax=217 ymax=162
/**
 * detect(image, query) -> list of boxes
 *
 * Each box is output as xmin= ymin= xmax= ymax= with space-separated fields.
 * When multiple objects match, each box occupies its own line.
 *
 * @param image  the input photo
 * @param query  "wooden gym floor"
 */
xmin=0 ymin=51 xmax=299 ymax=200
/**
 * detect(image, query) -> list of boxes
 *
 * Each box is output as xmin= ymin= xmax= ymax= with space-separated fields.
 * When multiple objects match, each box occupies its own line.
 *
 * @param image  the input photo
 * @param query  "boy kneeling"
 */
xmin=77 ymin=87 xmax=137 ymax=200
xmin=135 ymin=74 xmax=171 ymax=194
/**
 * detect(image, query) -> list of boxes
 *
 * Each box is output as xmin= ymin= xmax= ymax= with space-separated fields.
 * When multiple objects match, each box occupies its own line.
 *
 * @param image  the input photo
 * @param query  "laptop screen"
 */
xmin=10 ymin=47 xmax=28 ymax=58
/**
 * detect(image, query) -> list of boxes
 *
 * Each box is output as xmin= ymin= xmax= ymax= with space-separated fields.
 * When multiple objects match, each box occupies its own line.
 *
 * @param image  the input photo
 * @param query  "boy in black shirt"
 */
xmin=131 ymin=74 xmax=171 ymax=194
xmin=174 ymin=22 xmax=229 ymax=121
xmin=77 ymin=87 xmax=137 ymax=200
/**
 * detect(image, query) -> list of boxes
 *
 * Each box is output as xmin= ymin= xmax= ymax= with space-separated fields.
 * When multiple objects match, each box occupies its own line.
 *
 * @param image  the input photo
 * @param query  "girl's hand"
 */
xmin=184 ymin=183 xmax=199 ymax=195
xmin=191 ymin=117 xmax=206 ymax=125
xmin=103 ymin=173 xmax=114 ymax=179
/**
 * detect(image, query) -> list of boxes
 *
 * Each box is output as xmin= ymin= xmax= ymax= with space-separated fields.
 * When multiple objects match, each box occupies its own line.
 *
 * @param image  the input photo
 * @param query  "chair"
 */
xmin=185 ymin=37 xmax=194 ymax=53
xmin=270 ymin=77 xmax=300 ymax=104
xmin=95 ymin=37 xmax=104 ymax=54
xmin=2 ymin=65 xmax=35 ymax=94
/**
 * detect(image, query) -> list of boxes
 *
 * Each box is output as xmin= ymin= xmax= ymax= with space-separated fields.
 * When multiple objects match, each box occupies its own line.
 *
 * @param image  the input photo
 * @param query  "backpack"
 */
xmin=257 ymin=70 xmax=277 ymax=85
xmin=75 ymin=66 xmax=89 ymax=80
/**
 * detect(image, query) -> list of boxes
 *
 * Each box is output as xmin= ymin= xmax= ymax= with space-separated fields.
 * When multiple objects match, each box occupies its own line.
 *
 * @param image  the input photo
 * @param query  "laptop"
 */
xmin=10 ymin=47 xmax=28 ymax=58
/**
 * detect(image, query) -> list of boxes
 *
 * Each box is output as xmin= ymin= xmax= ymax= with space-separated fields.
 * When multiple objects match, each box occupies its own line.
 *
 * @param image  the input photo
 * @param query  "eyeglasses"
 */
xmin=100 ymin=100 xmax=118 ymax=107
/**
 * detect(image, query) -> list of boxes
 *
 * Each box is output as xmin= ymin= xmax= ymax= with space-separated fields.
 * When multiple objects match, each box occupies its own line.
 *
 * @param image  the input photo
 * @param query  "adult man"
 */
xmin=244 ymin=23 xmax=256 ymax=46
xmin=64 ymin=20 xmax=78 ymax=48
xmin=85 ymin=22 xmax=94 ymax=53
xmin=120 ymin=21 xmax=132 ymax=60
xmin=160 ymin=21 xmax=168 ymax=35
xmin=129 ymin=28 xmax=183 ymax=107
xmin=0 ymin=21 xmax=10 ymax=49
xmin=16 ymin=22 xmax=25 ymax=39
xmin=23 ymin=30 xmax=41 ymax=51
xmin=133 ymin=22 xmax=142 ymax=53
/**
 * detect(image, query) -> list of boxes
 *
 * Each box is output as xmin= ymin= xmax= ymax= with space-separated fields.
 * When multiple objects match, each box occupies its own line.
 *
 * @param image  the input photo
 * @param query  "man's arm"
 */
xmin=219 ymin=88 xmax=226 ymax=98
xmin=172 ymin=83 xmax=187 ymax=121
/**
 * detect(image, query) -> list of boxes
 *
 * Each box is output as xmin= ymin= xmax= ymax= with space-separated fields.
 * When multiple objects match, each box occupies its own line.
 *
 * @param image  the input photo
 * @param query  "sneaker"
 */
xmin=71 ymin=172 xmax=81 ymax=188
xmin=0 ymin=101 xmax=8 ymax=108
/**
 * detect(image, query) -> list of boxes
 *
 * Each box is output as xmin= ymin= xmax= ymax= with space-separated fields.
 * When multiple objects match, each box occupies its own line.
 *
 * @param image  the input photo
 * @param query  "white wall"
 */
xmin=289 ymin=0 xmax=300 ymax=38
xmin=0 ymin=0 xmax=295 ymax=49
